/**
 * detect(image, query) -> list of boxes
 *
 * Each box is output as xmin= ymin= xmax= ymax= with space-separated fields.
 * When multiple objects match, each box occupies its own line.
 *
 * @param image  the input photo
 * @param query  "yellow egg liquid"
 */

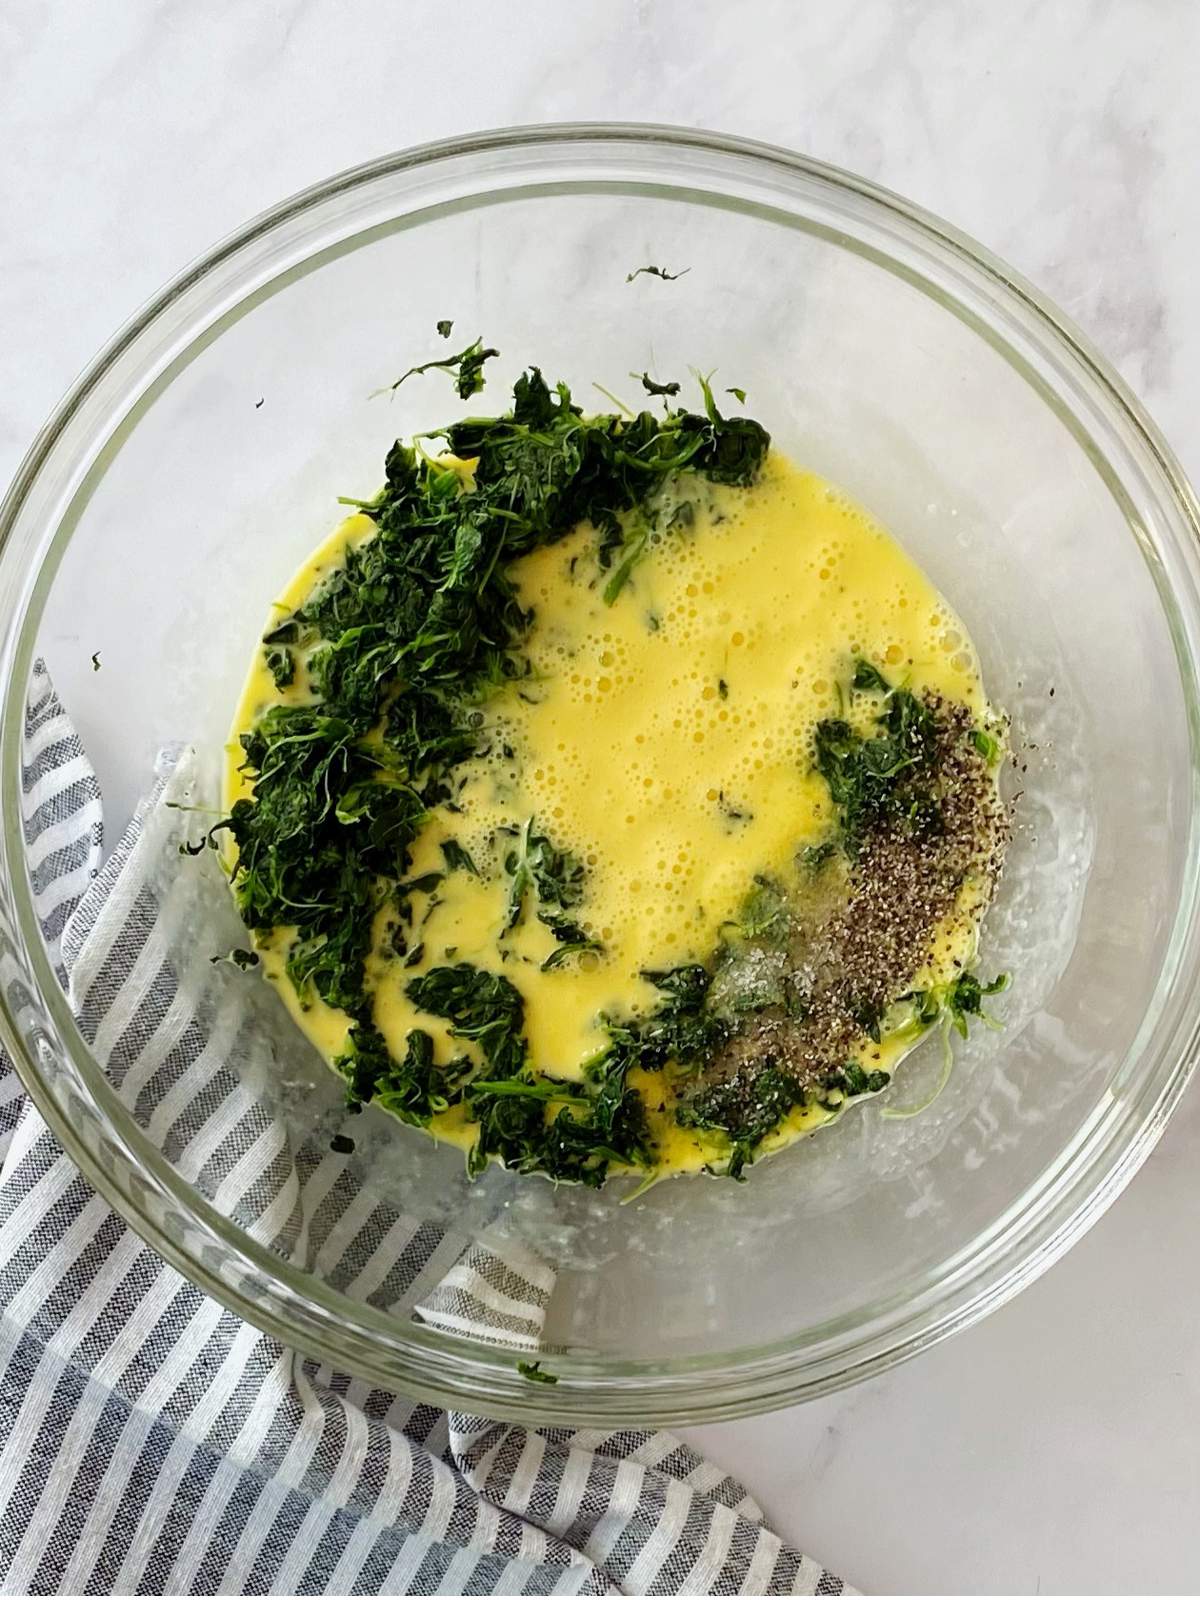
xmin=229 ymin=451 xmax=995 ymax=1177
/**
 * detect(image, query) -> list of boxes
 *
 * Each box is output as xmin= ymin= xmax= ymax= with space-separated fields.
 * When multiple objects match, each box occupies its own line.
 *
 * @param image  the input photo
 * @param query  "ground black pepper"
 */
xmin=692 ymin=696 xmax=1010 ymax=1113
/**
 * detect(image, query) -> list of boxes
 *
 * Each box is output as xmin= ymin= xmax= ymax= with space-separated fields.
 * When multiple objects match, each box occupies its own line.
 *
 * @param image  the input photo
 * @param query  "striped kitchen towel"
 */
xmin=0 ymin=662 xmax=849 ymax=1597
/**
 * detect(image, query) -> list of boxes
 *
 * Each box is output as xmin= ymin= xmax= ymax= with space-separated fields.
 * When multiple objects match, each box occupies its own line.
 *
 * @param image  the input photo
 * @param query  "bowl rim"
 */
xmin=2 ymin=120 xmax=1199 ymax=1424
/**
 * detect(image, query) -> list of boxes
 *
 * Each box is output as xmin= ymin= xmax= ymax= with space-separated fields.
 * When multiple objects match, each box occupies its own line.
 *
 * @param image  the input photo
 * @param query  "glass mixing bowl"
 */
xmin=2 ymin=125 xmax=1199 ymax=1425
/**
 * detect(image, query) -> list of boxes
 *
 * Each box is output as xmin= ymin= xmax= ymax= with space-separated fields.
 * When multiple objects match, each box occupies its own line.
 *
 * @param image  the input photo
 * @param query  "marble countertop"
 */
xmin=3 ymin=1 xmax=1198 ymax=1591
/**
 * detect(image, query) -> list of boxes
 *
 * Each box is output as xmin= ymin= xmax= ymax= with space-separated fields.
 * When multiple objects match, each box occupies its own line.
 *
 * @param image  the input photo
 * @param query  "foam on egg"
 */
xmin=446 ymin=452 xmax=984 ymax=1005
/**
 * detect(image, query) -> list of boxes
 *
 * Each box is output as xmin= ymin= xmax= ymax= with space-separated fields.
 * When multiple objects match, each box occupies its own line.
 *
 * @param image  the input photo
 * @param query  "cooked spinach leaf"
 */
xmin=625 ymin=264 xmax=690 ymax=283
xmin=406 ymin=962 xmax=526 ymax=1077
xmin=676 ymin=1064 xmax=805 ymax=1181
xmin=210 ymin=948 xmax=259 ymax=970
xmin=440 ymin=838 xmax=480 ymax=877
xmin=338 ymin=1021 xmax=479 ymax=1121
xmin=970 ymin=727 xmax=1001 ymax=763
xmin=517 ymin=1360 xmax=558 ymax=1384
xmin=813 ymin=662 xmax=941 ymax=850
xmin=264 ymin=644 xmax=294 ymax=689
xmin=635 ymin=372 xmax=681 ymax=397
xmin=851 ymin=657 xmax=891 ymax=694
xmin=822 ymin=1061 xmax=889 ymax=1098
xmin=205 ymin=360 xmax=798 ymax=1181
xmin=600 ymin=963 xmax=727 ymax=1078
xmin=389 ymin=337 xmax=500 ymax=400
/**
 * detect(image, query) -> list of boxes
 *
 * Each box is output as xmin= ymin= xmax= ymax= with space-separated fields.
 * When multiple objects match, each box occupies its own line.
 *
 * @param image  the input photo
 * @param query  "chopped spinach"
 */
xmin=944 ymin=970 xmax=1009 ymax=1037
xmin=517 ymin=1360 xmax=558 ymax=1384
xmin=800 ymin=840 xmax=837 ymax=873
xmin=264 ymin=644 xmax=294 ymax=689
xmin=903 ymin=969 xmax=1010 ymax=1039
xmin=215 ymin=358 xmax=1001 ymax=1184
xmin=813 ymin=662 xmax=941 ymax=849
xmin=625 ymin=264 xmax=690 ymax=283
xmin=600 ymin=964 xmax=727 ymax=1079
xmin=388 ymin=337 xmax=500 ymax=400
xmin=338 ymin=1021 xmax=476 ymax=1122
xmin=822 ymin=1061 xmax=890 ymax=1098
xmin=440 ymin=838 xmax=480 ymax=877
xmin=737 ymin=875 xmax=789 ymax=943
xmin=406 ymin=962 xmax=527 ymax=1078
xmin=213 ymin=364 xmax=770 ymax=1102
xmin=635 ymin=372 xmax=681 ymax=397
xmin=851 ymin=657 xmax=892 ymax=694
xmin=495 ymin=817 xmax=601 ymax=970
xmin=210 ymin=948 xmax=259 ymax=970
xmin=677 ymin=1064 xmax=805 ymax=1180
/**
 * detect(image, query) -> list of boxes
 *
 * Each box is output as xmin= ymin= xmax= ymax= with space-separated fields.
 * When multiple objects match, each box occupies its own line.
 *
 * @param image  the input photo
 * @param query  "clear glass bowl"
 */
xmin=2 ymin=125 xmax=1199 ymax=1425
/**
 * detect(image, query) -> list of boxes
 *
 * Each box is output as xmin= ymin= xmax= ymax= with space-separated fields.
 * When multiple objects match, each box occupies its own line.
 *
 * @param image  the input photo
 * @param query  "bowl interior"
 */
xmin=5 ymin=133 xmax=1197 ymax=1414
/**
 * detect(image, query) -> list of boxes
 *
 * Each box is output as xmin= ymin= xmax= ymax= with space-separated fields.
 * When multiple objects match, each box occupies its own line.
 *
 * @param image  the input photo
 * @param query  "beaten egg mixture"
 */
xmin=227 ymin=450 xmax=999 ymax=1178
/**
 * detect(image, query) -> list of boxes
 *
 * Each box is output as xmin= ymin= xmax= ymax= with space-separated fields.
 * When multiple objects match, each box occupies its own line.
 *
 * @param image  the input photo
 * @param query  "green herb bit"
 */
xmin=539 ymin=917 xmax=603 ymax=970
xmin=848 ymin=993 xmax=886 ymax=1044
xmin=603 ymin=499 xmax=696 ymax=607
xmin=406 ymin=962 xmax=526 ymax=1077
xmin=677 ymin=1064 xmax=804 ymax=1180
xmin=800 ymin=840 xmax=837 ymax=873
xmin=821 ymin=1061 xmax=889 ymax=1099
xmin=436 ymin=319 xmax=454 ymax=338
xmin=601 ymin=509 xmax=653 ymax=606
xmin=517 ymin=1359 xmax=558 ymax=1384
xmin=692 ymin=374 xmax=771 ymax=485
xmin=501 ymin=818 xmax=587 ymax=934
xmin=813 ymin=684 xmax=940 ymax=849
xmin=466 ymin=1048 xmax=649 ymax=1186
xmin=262 ymin=618 xmax=301 ymax=647
xmin=738 ymin=875 xmax=789 ymax=943
xmin=851 ymin=658 xmax=892 ymax=694
xmin=635 ymin=372 xmax=681 ymax=397
xmin=337 ymin=1023 xmax=474 ymax=1122
xmin=210 ymin=948 xmax=260 ymax=971
xmin=625 ymin=264 xmax=690 ymax=282
xmin=903 ymin=970 xmax=1010 ymax=1039
xmin=264 ymin=645 xmax=294 ymax=689
xmin=389 ymin=337 xmax=499 ymax=400
xmin=970 ymin=727 xmax=1001 ymax=763
xmin=601 ymin=964 xmax=726 ymax=1077
xmin=440 ymin=838 xmax=480 ymax=877
xmin=204 ymin=362 xmax=775 ymax=1173
xmin=945 ymin=970 xmax=1009 ymax=1036
xmin=398 ymin=870 xmax=443 ymax=896
xmin=882 ymin=973 xmax=1009 ymax=1120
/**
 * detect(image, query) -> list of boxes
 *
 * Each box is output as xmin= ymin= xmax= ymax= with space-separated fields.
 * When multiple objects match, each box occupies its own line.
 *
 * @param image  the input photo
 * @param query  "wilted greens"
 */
xmin=200 ymin=357 xmax=774 ymax=1185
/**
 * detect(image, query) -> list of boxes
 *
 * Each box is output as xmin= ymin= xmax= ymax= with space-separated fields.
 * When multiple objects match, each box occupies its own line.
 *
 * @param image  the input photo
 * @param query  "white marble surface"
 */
xmin=3 ymin=1 xmax=1199 ymax=1592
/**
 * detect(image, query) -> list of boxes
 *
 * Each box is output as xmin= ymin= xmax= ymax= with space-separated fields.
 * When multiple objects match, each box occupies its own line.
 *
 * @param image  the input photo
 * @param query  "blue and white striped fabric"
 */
xmin=0 ymin=663 xmax=849 ymax=1597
